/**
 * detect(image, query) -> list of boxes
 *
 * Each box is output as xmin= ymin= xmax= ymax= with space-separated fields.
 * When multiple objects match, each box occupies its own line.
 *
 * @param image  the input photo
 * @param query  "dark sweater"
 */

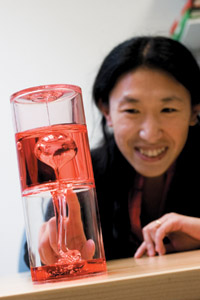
xmin=91 ymin=125 xmax=200 ymax=260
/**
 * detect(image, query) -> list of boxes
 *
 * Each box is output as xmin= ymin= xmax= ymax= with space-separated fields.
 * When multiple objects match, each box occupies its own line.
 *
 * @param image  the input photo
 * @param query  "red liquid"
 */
xmin=15 ymin=123 xmax=94 ymax=193
xmin=31 ymin=258 xmax=106 ymax=282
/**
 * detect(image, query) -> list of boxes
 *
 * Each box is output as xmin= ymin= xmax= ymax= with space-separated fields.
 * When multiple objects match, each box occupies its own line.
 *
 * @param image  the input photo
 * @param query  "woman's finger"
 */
xmin=66 ymin=189 xmax=82 ymax=225
xmin=38 ymin=220 xmax=58 ymax=265
xmin=81 ymin=239 xmax=95 ymax=260
xmin=48 ymin=217 xmax=60 ymax=255
xmin=154 ymin=214 xmax=182 ymax=254
xmin=142 ymin=225 xmax=157 ymax=257
xmin=134 ymin=241 xmax=147 ymax=258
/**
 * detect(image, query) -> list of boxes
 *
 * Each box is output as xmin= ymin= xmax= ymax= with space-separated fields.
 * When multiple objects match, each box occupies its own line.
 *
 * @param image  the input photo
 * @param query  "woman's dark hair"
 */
xmin=92 ymin=36 xmax=200 ymax=140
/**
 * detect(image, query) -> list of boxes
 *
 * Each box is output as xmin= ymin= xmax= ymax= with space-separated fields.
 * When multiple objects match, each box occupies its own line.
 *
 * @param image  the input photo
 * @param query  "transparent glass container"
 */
xmin=10 ymin=84 xmax=106 ymax=283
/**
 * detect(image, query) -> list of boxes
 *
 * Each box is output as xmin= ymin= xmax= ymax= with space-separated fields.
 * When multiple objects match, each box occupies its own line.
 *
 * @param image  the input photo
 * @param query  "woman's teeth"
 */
xmin=139 ymin=147 xmax=166 ymax=157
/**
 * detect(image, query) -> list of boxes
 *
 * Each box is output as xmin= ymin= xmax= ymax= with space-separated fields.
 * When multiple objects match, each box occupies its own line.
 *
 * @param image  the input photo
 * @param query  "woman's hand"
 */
xmin=134 ymin=213 xmax=200 ymax=258
xmin=38 ymin=190 xmax=95 ymax=265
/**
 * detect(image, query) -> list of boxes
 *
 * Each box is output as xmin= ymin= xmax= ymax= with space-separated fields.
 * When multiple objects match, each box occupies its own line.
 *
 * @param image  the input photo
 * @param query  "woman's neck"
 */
xmin=142 ymin=175 xmax=165 ymax=221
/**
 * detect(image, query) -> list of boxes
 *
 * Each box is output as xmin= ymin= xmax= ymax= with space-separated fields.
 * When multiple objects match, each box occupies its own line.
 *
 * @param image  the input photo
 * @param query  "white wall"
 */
xmin=0 ymin=0 xmax=186 ymax=276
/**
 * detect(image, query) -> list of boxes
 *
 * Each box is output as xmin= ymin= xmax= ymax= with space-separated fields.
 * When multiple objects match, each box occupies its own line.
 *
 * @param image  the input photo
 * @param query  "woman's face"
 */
xmin=103 ymin=68 xmax=198 ymax=177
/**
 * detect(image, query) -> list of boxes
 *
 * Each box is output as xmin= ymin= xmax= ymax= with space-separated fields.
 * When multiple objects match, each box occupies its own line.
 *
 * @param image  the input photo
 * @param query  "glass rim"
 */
xmin=10 ymin=84 xmax=82 ymax=103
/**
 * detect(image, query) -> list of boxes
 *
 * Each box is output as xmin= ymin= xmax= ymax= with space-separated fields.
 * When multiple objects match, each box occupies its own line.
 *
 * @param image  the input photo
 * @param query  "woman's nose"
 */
xmin=139 ymin=117 xmax=163 ymax=143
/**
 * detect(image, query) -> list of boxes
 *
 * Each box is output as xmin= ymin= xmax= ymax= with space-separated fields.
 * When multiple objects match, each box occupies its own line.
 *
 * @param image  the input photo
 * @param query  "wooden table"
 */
xmin=1 ymin=250 xmax=200 ymax=300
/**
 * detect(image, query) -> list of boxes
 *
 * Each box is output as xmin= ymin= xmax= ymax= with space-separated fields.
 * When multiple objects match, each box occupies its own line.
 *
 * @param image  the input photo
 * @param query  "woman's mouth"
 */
xmin=136 ymin=146 xmax=167 ymax=159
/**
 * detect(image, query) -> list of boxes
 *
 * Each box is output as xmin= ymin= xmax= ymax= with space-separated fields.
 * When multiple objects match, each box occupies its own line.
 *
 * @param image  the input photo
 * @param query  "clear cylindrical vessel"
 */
xmin=10 ymin=84 xmax=106 ymax=283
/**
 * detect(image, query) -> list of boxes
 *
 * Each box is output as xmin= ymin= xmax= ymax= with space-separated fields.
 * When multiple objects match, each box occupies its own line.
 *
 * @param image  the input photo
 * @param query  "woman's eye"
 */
xmin=124 ymin=109 xmax=140 ymax=114
xmin=161 ymin=108 xmax=177 ymax=113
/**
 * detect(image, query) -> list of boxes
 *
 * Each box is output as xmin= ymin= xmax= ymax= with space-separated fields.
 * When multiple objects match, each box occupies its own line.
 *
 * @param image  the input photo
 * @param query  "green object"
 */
xmin=172 ymin=9 xmax=191 ymax=41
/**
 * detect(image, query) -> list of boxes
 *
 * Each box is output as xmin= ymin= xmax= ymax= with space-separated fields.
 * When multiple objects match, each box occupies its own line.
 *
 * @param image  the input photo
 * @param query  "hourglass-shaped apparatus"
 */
xmin=10 ymin=84 xmax=107 ymax=283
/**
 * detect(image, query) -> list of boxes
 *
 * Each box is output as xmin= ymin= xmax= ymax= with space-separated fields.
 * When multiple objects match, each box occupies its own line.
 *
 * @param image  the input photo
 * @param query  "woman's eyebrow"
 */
xmin=120 ymin=96 xmax=184 ymax=104
xmin=120 ymin=96 xmax=140 ymax=103
xmin=161 ymin=96 xmax=184 ymax=103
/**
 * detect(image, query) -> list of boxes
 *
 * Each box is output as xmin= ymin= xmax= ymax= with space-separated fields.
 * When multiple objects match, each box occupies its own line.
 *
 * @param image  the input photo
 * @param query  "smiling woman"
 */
xmin=89 ymin=35 xmax=200 ymax=260
xmin=24 ymin=36 xmax=200 ymax=267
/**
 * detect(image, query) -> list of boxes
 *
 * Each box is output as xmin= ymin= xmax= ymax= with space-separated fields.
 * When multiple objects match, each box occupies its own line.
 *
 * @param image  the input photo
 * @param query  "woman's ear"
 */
xmin=98 ymin=99 xmax=113 ymax=127
xmin=190 ymin=104 xmax=200 ymax=126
